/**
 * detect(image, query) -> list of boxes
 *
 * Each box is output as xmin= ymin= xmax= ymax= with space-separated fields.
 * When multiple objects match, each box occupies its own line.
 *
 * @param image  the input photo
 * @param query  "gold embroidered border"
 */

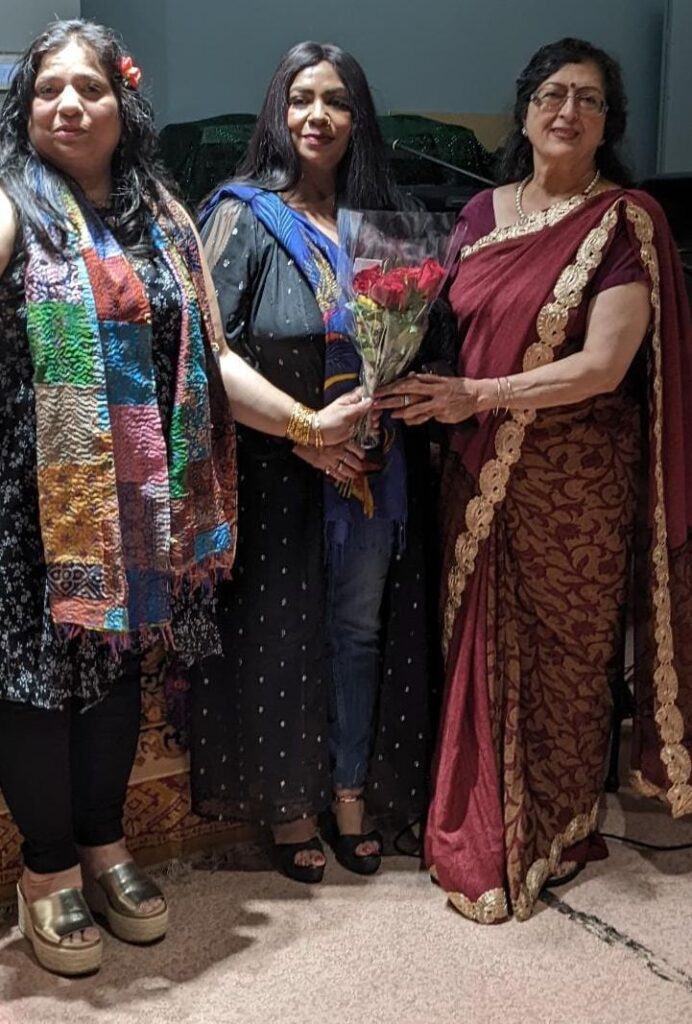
xmin=458 ymin=191 xmax=594 ymax=261
xmin=514 ymin=802 xmax=600 ymax=921
xmin=429 ymin=863 xmax=509 ymax=923
xmin=625 ymin=204 xmax=692 ymax=817
xmin=442 ymin=201 xmax=621 ymax=657
xmin=432 ymin=802 xmax=599 ymax=924
xmin=629 ymin=768 xmax=664 ymax=800
xmin=447 ymin=886 xmax=509 ymax=924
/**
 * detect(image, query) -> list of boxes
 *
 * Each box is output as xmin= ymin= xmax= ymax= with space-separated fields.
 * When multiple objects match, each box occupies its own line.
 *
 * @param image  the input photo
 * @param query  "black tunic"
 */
xmin=0 ymin=240 xmax=219 ymax=711
xmin=190 ymin=196 xmax=438 ymax=832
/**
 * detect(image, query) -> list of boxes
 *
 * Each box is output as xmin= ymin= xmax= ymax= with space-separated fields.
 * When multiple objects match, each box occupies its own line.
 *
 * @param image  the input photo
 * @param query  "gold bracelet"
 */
xmin=493 ymin=377 xmax=502 ymax=417
xmin=285 ymin=402 xmax=313 ymax=446
xmin=503 ymin=376 xmax=514 ymax=411
xmin=311 ymin=412 xmax=324 ymax=449
xmin=285 ymin=402 xmax=324 ymax=449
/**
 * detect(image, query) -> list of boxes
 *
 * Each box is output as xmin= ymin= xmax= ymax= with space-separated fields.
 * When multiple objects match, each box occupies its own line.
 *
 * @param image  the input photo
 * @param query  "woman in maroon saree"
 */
xmin=379 ymin=38 xmax=692 ymax=922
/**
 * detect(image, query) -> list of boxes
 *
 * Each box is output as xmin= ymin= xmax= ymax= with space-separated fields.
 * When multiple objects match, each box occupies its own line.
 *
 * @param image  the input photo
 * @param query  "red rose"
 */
xmin=371 ymin=272 xmax=410 ymax=310
xmin=352 ymin=266 xmax=381 ymax=294
xmin=387 ymin=266 xmax=413 ymax=284
xmin=415 ymin=259 xmax=446 ymax=300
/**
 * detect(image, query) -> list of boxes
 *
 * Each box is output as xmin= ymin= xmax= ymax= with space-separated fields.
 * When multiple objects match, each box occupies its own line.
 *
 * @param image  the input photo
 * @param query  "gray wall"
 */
xmin=80 ymin=0 xmax=169 ymax=123
xmin=658 ymin=0 xmax=692 ymax=174
xmin=0 ymin=0 xmax=80 ymax=50
xmin=83 ymin=0 xmax=671 ymax=176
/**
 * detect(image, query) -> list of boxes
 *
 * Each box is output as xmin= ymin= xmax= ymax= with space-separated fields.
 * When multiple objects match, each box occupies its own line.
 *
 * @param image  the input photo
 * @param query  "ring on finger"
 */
xmin=403 ymin=394 xmax=410 ymax=407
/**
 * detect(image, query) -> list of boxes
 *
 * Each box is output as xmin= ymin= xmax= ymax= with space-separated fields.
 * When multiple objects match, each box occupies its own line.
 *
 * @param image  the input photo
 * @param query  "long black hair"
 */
xmin=0 ymin=18 xmax=175 ymax=252
xmin=499 ymin=37 xmax=633 ymax=186
xmin=234 ymin=41 xmax=401 ymax=210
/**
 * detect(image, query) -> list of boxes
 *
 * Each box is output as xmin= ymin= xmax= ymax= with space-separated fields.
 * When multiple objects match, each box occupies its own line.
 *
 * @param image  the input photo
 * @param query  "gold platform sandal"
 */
xmin=17 ymin=884 xmax=103 ymax=976
xmin=83 ymin=862 xmax=168 ymax=944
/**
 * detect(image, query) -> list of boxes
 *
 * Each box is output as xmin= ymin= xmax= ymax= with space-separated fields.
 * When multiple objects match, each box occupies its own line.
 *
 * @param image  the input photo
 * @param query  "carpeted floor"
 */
xmin=1 ymin=781 xmax=691 ymax=1024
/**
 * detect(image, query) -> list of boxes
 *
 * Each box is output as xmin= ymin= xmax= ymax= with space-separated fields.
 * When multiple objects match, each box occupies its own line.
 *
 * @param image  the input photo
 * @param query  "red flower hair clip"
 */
xmin=119 ymin=55 xmax=142 ymax=89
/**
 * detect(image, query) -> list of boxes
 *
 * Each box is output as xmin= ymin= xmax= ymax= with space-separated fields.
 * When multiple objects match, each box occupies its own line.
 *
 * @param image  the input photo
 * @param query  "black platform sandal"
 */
xmin=273 ymin=836 xmax=326 ymax=885
xmin=323 ymin=794 xmax=383 ymax=877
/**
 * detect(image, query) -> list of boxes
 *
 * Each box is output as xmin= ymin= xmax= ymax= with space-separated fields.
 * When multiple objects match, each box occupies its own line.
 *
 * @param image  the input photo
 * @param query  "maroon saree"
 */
xmin=427 ymin=189 xmax=692 ymax=922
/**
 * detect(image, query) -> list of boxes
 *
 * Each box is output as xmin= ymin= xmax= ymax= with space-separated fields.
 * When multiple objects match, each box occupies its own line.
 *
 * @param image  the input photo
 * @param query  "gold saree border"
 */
xmin=442 ymin=199 xmax=621 ymax=657
xmin=432 ymin=802 xmax=600 ymax=924
xmin=447 ymin=886 xmax=509 ymax=925
xmin=457 ymin=190 xmax=595 ymax=262
xmin=429 ymin=864 xmax=508 ymax=924
xmin=624 ymin=204 xmax=692 ymax=817
xmin=514 ymin=803 xmax=599 ymax=921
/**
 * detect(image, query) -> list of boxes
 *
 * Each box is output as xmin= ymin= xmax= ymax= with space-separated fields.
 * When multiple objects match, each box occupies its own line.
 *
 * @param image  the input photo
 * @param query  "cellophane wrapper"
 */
xmin=336 ymin=209 xmax=458 ymax=446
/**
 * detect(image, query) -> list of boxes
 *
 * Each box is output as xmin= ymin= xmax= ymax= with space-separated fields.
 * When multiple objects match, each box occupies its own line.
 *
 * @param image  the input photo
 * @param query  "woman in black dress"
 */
xmin=191 ymin=42 xmax=446 ymax=881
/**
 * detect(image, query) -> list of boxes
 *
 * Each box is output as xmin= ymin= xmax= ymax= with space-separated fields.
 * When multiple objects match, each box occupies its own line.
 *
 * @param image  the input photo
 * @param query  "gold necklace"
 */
xmin=515 ymin=169 xmax=601 ymax=221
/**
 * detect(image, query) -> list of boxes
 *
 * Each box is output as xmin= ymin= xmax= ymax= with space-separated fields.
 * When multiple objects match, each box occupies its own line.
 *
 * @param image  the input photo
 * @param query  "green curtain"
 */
xmin=159 ymin=113 xmax=496 ymax=207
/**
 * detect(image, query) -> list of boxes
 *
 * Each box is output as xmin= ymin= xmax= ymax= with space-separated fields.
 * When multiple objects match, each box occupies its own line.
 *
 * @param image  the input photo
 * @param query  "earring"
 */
xmin=521 ymin=126 xmax=528 ymax=137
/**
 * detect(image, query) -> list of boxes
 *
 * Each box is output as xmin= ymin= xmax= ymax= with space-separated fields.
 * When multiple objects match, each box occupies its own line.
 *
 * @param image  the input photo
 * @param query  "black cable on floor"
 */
xmin=600 ymin=832 xmax=692 ymax=852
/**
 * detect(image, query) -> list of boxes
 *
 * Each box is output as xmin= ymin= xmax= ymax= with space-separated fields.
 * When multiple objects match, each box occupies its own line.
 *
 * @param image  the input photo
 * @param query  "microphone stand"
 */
xmin=391 ymin=138 xmax=496 ymax=187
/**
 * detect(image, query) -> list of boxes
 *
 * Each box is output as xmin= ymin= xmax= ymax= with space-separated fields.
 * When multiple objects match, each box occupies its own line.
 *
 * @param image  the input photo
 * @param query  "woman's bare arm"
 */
xmin=377 ymin=280 xmax=651 ymax=424
xmin=0 ymin=189 xmax=17 ymax=280
xmin=189 ymin=208 xmax=370 ymax=444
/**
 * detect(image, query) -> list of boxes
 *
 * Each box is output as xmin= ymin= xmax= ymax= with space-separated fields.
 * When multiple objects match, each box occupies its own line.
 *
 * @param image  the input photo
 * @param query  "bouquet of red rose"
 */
xmin=336 ymin=210 xmax=456 ymax=447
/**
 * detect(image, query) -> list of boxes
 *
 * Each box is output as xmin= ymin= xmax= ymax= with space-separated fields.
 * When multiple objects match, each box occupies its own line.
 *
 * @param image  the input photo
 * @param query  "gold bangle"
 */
xmin=493 ymin=377 xmax=502 ymax=417
xmin=311 ymin=412 xmax=324 ymax=449
xmin=285 ymin=402 xmax=312 ymax=446
xmin=503 ymin=376 xmax=514 ymax=411
xmin=286 ymin=402 xmax=323 ymax=448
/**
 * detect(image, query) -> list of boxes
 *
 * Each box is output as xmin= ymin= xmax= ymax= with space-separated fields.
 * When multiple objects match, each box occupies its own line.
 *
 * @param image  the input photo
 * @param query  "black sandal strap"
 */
xmin=274 ymin=835 xmax=326 ymax=884
xmin=274 ymin=835 xmax=324 ymax=857
xmin=337 ymin=830 xmax=382 ymax=857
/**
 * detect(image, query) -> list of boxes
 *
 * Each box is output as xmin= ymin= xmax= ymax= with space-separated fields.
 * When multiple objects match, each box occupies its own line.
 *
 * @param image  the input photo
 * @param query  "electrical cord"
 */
xmin=600 ymin=832 xmax=692 ymax=852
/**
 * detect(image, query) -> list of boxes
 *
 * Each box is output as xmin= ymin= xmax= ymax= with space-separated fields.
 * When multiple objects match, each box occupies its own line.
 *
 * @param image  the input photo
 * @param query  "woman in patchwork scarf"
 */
xmin=191 ymin=42 xmax=455 ymax=883
xmin=0 ymin=20 xmax=366 ymax=976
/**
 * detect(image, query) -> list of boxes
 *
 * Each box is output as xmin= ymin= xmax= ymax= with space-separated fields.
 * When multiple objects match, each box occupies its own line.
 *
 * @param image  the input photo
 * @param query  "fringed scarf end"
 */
xmin=173 ymin=557 xmax=234 ymax=597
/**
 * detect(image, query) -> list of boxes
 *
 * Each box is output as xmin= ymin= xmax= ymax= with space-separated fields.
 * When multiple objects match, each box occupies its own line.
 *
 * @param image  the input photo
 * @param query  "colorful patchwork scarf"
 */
xmin=24 ymin=180 xmax=237 ymax=645
xmin=198 ymin=184 xmax=407 ymax=546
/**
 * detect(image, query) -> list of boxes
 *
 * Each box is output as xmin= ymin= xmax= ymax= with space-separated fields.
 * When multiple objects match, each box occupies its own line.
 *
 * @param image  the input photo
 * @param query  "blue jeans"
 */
xmin=326 ymin=517 xmax=394 ymax=790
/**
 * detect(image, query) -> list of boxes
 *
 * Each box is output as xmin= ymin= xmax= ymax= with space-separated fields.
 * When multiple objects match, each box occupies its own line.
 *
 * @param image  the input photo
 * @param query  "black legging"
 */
xmin=0 ymin=654 xmax=141 ymax=874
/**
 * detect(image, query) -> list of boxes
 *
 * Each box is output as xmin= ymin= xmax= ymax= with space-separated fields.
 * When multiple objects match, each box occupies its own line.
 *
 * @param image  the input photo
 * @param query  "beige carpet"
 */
xmin=1 ymin=785 xmax=691 ymax=1024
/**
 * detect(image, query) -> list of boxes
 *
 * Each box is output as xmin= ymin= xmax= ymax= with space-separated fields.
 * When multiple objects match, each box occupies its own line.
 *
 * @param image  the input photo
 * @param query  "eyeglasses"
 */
xmin=531 ymin=85 xmax=608 ymax=117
